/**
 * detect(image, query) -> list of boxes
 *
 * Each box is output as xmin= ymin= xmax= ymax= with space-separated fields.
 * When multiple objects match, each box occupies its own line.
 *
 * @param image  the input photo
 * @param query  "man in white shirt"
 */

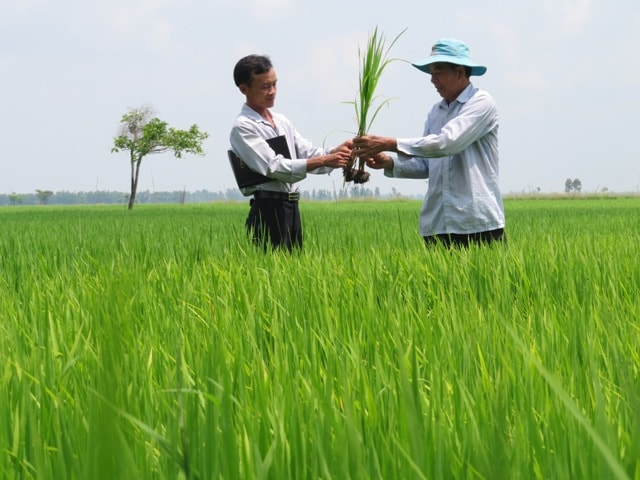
xmin=353 ymin=39 xmax=506 ymax=247
xmin=230 ymin=54 xmax=351 ymax=251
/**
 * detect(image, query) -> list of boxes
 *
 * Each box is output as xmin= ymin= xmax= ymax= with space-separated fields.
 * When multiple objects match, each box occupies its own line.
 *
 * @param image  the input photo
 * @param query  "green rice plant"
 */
xmin=0 ymin=199 xmax=639 ymax=479
xmin=344 ymin=26 xmax=406 ymax=184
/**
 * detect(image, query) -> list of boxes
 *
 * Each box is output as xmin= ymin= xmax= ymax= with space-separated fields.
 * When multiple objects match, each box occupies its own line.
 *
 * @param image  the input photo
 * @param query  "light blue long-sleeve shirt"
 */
xmin=230 ymin=104 xmax=333 ymax=196
xmin=388 ymin=83 xmax=505 ymax=236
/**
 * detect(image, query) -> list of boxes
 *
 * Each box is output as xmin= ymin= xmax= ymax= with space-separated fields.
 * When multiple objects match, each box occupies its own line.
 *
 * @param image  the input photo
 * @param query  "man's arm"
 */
xmin=306 ymin=139 xmax=352 ymax=171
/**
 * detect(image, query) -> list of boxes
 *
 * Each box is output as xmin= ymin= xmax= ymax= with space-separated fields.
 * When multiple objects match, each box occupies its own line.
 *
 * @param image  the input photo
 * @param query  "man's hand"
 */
xmin=366 ymin=153 xmax=394 ymax=170
xmin=307 ymin=139 xmax=352 ymax=171
xmin=331 ymin=139 xmax=353 ymax=156
xmin=322 ymin=151 xmax=350 ymax=169
xmin=352 ymin=135 xmax=396 ymax=158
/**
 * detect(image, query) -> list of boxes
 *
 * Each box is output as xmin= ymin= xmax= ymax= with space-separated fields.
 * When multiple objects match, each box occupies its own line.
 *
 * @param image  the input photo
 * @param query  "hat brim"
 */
xmin=412 ymin=56 xmax=487 ymax=76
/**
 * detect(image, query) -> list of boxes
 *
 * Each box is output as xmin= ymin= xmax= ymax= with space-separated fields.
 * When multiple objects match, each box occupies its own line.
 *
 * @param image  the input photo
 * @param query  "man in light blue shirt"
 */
xmin=353 ymin=39 xmax=506 ymax=247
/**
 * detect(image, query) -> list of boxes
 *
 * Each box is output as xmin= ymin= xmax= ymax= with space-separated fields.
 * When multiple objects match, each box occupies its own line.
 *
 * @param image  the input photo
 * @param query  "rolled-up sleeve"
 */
xmin=386 ymin=150 xmax=429 ymax=179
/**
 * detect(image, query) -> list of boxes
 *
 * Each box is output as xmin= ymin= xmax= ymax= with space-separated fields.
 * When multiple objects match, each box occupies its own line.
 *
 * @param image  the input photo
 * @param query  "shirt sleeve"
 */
xmin=386 ymin=152 xmax=429 ymax=179
xmin=396 ymin=91 xmax=497 ymax=158
xmin=290 ymin=125 xmax=334 ymax=175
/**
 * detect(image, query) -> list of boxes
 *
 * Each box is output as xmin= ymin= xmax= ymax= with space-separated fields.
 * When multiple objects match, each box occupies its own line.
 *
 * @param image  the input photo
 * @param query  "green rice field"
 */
xmin=1 ymin=197 xmax=639 ymax=479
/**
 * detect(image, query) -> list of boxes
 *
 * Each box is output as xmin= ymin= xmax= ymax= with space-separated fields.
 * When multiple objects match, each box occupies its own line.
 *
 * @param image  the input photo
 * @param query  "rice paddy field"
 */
xmin=1 ymin=197 xmax=639 ymax=479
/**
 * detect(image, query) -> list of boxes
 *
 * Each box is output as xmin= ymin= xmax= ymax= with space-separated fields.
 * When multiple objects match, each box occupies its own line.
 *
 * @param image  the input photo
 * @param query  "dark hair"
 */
xmin=233 ymin=55 xmax=273 ymax=87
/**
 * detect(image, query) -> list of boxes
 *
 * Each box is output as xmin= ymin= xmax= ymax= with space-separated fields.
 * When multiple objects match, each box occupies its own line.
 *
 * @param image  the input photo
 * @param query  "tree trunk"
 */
xmin=128 ymin=156 xmax=142 ymax=210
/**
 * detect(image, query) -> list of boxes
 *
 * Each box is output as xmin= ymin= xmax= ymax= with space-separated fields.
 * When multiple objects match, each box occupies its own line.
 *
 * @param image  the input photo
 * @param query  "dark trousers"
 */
xmin=246 ymin=198 xmax=302 ymax=251
xmin=423 ymin=228 xmax=506 ymax=248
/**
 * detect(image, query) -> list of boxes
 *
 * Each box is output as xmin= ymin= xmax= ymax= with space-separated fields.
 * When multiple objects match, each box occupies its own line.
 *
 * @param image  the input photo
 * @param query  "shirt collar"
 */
xmin=438 ymin=83 xmax=475 ymax=108
xmin=241 ymin=103 xmax=273 ymax=126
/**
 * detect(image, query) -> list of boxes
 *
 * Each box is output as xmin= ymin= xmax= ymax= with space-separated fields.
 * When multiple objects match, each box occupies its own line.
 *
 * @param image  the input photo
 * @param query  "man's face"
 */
xmin=240 ymin=68 xmax=277 ymax=111
xmin=428 ymin=63 xmax=466 ymax=103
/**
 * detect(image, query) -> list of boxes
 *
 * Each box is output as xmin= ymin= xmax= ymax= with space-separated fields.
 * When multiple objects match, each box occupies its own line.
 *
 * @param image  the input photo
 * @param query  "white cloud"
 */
xmin=68 ymin=2 xmax=179 ymax=54
xmin=543 ymin=0 xmax=595 ymax=32
xmin=248 ymin=0 xmax=294 ymax=20
xmin=0 ymin=0 xmax=45 ymax=13
xmin=288 ymin=32 xmax=362 ymax=103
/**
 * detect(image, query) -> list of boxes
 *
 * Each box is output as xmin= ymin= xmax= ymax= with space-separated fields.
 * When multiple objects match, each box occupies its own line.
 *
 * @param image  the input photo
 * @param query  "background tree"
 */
xmin=565 ymin=178 xmax=574 ymax=193
xmin=35 ymin=189 xmax=53 ymax=205
xmin=565 ymin=178 xmax=582 ymax=193
xmin=111 ymin=106 xmax=209 ymax=209
xmin=572 ymin=178 xmax=582 ymax=192
xmin=9 ymin=193 xmax=24 ymax=205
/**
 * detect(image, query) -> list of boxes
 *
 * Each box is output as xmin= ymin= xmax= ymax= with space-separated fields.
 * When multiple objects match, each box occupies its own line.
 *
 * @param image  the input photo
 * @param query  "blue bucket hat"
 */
xmin=412 ymin=38 xmax=487 ymax=76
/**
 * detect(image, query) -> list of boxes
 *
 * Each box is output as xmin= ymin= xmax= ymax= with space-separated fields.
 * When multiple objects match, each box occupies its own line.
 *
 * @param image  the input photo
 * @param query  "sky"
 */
xmin=1 ymin=0 xmax=639 ymax=197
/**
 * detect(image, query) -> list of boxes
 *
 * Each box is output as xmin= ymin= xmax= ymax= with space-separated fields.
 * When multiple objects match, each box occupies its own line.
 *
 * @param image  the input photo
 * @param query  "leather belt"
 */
xmin=253 ymin=191 xmax=300 ymax=202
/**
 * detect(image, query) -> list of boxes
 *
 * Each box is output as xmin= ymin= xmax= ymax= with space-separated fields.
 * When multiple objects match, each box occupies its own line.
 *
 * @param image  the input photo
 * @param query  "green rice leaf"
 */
xmin=353 ymin=26 xmax=406 ymax=136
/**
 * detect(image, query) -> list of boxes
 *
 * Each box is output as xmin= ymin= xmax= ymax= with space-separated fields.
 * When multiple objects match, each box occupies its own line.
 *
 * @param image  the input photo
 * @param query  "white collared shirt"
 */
xmin=230 ymin=104 xmax=333 ymax=195
xmin=389 ymin=83 xmax=505 ymax=236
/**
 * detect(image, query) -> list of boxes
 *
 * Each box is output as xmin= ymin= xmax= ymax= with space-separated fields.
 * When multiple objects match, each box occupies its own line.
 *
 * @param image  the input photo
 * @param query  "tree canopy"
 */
xmin=565 ymin=178 xmax=582 ymax=193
